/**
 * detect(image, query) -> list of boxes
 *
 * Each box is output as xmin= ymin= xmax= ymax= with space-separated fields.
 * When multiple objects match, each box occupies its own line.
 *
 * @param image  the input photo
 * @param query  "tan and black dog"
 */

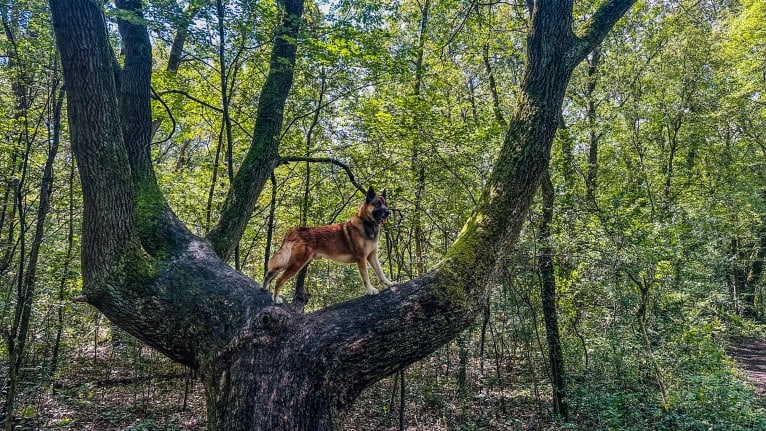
xmin=262 ymin=186 xmax=394 ymax=304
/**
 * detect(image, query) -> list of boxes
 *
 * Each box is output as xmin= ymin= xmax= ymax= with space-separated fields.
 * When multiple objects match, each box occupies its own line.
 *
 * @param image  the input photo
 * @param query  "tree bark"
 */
xmin=538 ymin=169 xmax=568 ymax=418
xmin=167 ymin=2 xmax=200 ymax=73
xmin=49 ymin=0 xmax=636 ymax=429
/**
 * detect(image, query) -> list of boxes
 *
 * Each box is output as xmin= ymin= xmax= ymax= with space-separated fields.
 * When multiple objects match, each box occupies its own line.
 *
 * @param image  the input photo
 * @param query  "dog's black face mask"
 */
xmin=373 ymin=203 xmax=390 ymax=224
xmin=366 ymin=186 xmax=389 ymax=224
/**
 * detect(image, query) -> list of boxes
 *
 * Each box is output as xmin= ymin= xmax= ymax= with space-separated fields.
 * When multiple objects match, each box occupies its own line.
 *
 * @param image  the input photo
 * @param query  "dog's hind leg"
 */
xmin=269 ymin=243 xmax=313 ymax=304
xmin=262 ymin=269 xmax=280 ymax=291
xmin=262 ymin=241 xmax=294 ymax=292
xmin=272 ymin=259 xmax=311 ymax=304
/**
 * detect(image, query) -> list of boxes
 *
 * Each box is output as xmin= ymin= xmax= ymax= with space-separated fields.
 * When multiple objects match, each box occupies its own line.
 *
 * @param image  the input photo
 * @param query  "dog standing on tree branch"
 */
xmin=263 ymin=186 xmax=395 ymax=304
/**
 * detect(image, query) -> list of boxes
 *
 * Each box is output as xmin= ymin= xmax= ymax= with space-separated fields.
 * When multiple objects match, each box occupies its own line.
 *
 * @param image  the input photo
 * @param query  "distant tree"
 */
xmin=48 ymin=0 xmax=635 ymax=430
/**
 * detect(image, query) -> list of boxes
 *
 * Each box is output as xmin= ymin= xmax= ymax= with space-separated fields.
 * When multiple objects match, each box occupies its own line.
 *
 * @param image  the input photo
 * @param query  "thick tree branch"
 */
xmin=206 ymin=0 xmax=306 ymax=261
xmin=51 ymin=0 xmax=275 ymax=371
xmin=572 ymin=0 xmax=637 ymax=65
xmin=116 ymin=0 xmax=193 ymax=255
xmin=167 ymin=2 xmax=201 ymax=73
xmin=50 ymin=0 xmax=140 ymax=290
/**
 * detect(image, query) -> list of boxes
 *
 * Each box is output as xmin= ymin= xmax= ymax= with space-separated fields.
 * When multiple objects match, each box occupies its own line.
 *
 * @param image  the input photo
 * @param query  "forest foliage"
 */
xmin=1 ymin=0 xmax=766 ymax=429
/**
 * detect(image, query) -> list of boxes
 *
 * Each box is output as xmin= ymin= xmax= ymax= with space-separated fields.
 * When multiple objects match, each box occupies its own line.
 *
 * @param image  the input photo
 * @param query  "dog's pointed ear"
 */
xmin=366 ymin=186 xmax=376 ymax=203
xmin=381 ymin=188 xmax=387 ymax=199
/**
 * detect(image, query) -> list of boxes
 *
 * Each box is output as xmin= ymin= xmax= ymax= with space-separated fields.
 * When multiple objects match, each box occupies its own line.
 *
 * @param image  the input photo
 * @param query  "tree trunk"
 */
xmin=411 ymin=0 xmax=430 ymax=278
xmin=538 ymin=169 xmax=568 ymax=419
xmin=585 ymin=46 xmax=601 ymax=202
xmin=49 ymin=0 xmax=636 ymax=429
xmin=483 ymin=42 xmax=507 ymax=127
xmin=167 ymin=3 xmax=199 ymax=73
xmin=50 ymin=155 xmax=76 ymax=376
xmin=748 ymin=191 xmax=766 ymax=318
xmin=215 ymin=0 xmax=239 ymax=268
xmin=634 ymin=278 xmax=668 ymax=408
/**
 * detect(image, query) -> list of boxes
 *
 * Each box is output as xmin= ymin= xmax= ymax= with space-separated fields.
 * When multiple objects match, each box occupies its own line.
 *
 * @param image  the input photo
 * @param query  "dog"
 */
xmin=262 ymin=186 xmax=395 ymax=304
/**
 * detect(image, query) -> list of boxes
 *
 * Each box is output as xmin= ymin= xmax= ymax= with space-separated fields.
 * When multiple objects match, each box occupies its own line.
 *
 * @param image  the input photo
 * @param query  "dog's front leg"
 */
xmin=357 ymin=260 xmax=379 ymax=295
xmin=368 ymin=251 xmax=395 ymax=288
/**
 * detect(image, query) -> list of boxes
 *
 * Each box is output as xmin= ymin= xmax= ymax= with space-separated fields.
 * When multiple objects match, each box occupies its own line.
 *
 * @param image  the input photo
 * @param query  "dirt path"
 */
xmin=729 ymin=337 xmax=766 ymax=400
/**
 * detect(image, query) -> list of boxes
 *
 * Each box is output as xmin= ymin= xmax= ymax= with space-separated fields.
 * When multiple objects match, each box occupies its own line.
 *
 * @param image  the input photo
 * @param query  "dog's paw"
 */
xmin=385 ymin=281 xmax=396 ymax=288
xmin=366 ymin=286 xmax=379 ymax=295
xmin=273 ymin=294 xmax=284 ymax=304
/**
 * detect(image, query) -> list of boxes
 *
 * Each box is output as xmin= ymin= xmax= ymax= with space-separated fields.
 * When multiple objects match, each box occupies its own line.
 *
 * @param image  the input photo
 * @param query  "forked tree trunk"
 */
xmin=49 ymin=1 xmax=636 ymax=429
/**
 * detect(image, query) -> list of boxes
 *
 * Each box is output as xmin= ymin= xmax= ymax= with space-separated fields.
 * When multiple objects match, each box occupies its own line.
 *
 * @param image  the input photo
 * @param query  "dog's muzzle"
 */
xmin=377 ymin=208 xmax=390 ymax=224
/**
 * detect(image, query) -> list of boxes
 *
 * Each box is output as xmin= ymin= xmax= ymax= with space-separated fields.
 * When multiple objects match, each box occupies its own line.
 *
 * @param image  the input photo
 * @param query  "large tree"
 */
xmin=48 ymin=0 xmax=635 ymax=429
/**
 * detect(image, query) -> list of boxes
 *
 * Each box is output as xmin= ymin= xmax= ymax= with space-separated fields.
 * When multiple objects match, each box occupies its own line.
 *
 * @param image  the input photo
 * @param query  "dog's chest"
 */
xmin=362 ymin=220 xmax=379 ymax=240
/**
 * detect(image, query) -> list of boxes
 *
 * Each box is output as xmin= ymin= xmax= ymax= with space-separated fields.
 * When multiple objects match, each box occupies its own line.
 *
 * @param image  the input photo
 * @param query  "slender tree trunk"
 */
xmin=51 ymin=156 xmax=76 ymax=376
xmin=748 ymin=190 xmax=766 ymax=283
xmin=206 ymin=131 xmax=224 ymax=231
xmin=748 ymin=191 xmax=766 ymax=318
xmin=215 ymin=0 xmax=239 ymax=269
xmin=585 ymin=47 xmax=601 ymax=202
xmin=479 ymin=298 xmax=490 ymax=374
xmin=5 ymin=82 xmax=64 ymax=431
xmin=167 ymin=3 xmax=200 ymax=73
xmin=3 ymin=138 xmax=28 ymax=431
xmin=264 ymin=173 xmax=278 ymax=277
xmin=291 ymin=70 xmax=326 ymax=308
xmin=538 ymin=169 xmax=568 ymax=418
xmin=630 ymin=274 xmax=668 ymax=408
xmin=0 ymin=170 xmax=16 ymax=275
xmin=411 ymin=0 xmax=430 ymax=278
xmin=48 ymin=84 xmax=69 ymax=376
xmin=483 ymin=42 xmax=506 ymax=126
xmin=662 ymin=117 xmax=681 ymax=210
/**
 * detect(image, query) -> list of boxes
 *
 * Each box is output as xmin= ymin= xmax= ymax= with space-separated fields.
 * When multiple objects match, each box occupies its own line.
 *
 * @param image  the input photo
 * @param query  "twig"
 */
xmin=279 ymin=156 xmax=366 ymax=194
xmin=150 ymin=86 xmax=177 ymax=145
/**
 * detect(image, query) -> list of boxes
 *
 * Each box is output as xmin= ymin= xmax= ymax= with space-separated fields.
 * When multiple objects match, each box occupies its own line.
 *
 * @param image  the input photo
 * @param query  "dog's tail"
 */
xmin=262 ymin=241 xmax=293 ymax=288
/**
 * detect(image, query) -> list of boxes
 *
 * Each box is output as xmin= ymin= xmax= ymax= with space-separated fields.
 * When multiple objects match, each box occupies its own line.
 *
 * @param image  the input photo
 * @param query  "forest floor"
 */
xmin=9 ymin=335 xmax=765 ymax=430
xmin=13 ymin=341 xmax=554 ymax=431
xmin=728 ymin=336 xmax=766 ymax=404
